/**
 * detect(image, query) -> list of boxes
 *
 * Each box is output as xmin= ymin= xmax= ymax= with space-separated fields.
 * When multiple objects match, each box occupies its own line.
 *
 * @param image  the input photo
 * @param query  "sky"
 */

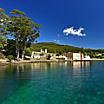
xmin=0 ymin=0 xmax=104 ymax=48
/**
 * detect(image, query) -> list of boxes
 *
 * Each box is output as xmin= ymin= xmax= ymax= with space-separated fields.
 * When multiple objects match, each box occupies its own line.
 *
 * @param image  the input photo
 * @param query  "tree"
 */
xmin=0 ymin=8 xmax=9 ymax=34
xmin=0 ymin=8 xmax=8 ymax=52
xmin=7 ymin=9 xmax=40 ymax=60
xmin=6 ymin=39 xmax=16 ymax=56
xmin=0 ymin=36 xmax=7 ymax=51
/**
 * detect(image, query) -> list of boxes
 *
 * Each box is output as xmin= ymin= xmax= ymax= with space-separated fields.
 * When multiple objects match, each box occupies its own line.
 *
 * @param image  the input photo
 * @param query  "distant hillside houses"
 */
xmin=26 ymin=49 xmax=91 ymax=61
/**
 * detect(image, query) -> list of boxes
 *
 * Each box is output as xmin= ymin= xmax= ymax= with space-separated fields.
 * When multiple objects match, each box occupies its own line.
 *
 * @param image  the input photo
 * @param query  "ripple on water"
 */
xmin=0 ymin=61 xmax=104 ymax=104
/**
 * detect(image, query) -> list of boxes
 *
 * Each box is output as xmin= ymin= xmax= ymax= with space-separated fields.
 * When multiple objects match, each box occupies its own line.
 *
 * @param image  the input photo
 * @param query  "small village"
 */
xmin=0 ymin=48 xmax=91 ymax=64
xmin=25 ymin=49 xmax=91 ymax=61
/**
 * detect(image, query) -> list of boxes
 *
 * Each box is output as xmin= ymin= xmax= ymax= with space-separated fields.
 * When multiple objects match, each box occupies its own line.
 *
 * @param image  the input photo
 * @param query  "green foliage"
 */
xmin=7 ymin=55 xmax=14 ymax=62
xmin=0 ymin=36 xmax=7 ymax=51
xmin=0 ymin=43 xmax=3 ymax=50
xmin=46 ymin=54 xmax=51 ymax=60
xmin=28 ymin=42 xmax=104 ymax=59
xmin=6 ymin=39 xmax=16 ymax=56
xmin=0 ymin=9 xmax=40 ymax=58
xmin=29 ymin=42 xmax=82 ymax=54
xmin=25 ymin=48 xmax=32 ymax=56
xmin=82 ymin=48 xmax=104 ymax=58
xmin=0 ymin=36 xmax=7 ymax=44
xmin=10 ymin=9 xmax=25 ymax=15
xmin=0 ymin=8 xmax=9 ymax=30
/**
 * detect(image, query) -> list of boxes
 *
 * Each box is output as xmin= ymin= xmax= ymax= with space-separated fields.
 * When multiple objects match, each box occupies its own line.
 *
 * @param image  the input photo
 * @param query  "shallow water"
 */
xmin=0 ymin=61 xmax=104 ymax=104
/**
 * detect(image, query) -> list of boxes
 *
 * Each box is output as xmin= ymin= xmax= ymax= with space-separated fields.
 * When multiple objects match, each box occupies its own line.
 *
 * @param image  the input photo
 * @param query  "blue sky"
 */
xmin=0 ymin=0 xmax=104 ymax=48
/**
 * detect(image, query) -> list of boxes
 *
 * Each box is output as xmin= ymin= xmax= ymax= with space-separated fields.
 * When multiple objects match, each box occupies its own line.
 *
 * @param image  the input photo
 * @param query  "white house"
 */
xmin=30 ymin=49 xmax=56 ymax=60
xmin=83 ymin=55 xmax=91 ymax=60
xmin=64 ymin=52 xmax=91 ymax=61
xmin=73 ymin=53 xmax=84 ymax=60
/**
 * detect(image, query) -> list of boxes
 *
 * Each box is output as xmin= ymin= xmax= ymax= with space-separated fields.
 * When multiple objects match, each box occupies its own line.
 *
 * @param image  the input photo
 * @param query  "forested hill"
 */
xmin=26 ymin=42 xmax=104 ymax=58
xmin=29 ymin=42 xmax=83 ymax=54
xmin=6 ymin=40 xmax=104 ymax=58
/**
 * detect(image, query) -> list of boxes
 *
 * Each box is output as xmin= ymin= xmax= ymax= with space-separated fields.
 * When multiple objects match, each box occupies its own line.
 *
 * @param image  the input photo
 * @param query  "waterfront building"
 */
xmin=64 ymin=52 xmax=91 ymax=61
xmin=31 ymin=49 xmax=56 ymax=60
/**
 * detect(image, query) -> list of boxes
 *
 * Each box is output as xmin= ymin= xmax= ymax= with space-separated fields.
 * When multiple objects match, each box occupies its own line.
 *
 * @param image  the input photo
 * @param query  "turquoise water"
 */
xmin=0 ymin=61 xmax=104 ymax=104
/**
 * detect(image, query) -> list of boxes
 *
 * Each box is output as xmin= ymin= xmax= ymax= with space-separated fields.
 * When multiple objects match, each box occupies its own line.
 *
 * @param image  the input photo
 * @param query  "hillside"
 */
xmin=25 ymin=42 xmax=104 ymax=58
xmin=28 ymin=42 xmax=83 ymax=54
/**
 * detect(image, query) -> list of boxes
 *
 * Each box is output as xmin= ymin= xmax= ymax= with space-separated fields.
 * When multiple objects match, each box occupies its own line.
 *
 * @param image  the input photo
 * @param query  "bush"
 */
xmin=25 ymin=48 xmax=32 ymax=56
xmin=7 ymin=55 xmax=14 ymax=62
xmin=46 ymin=54 xmax=51 ymax=60
xmin=0 ymin=43 xmax=4 ymax=50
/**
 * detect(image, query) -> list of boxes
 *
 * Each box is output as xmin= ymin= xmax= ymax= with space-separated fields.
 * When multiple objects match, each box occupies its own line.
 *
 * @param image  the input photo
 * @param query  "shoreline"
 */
xmin=91 ymin=58 xmax=104 ymax=61
xmin=10 ymin=59 xmax=92 ymax=64
xmin=0 ymin=58 xmax=104 ymax=65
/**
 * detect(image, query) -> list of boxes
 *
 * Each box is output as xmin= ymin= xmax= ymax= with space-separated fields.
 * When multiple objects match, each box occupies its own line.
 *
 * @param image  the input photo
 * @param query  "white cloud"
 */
xmin=63 ymin=26 xmax=86 ymax=36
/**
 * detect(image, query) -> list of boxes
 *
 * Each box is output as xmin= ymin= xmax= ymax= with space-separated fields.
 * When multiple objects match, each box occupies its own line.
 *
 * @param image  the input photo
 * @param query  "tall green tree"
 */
xmin=7 ymin=9 xmax=40 ymax=60
xmin=0 ymin=8 xmax=9 ymax=34
xmin=0 ymin=8 xmax=8 ymax=51
xmin=0 ymin=36 xmax=7 ymax=51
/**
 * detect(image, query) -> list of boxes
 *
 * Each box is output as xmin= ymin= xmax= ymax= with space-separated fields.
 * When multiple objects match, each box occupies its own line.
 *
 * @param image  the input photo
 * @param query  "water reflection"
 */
xmin=0 ymin=61 xmax=92 ymax=78
xmin=0 ymin=61 xmax=92 ymax=103
xmin=72 ymin=61 xmax=91 ymax=74
xmin=0 ymin=61 xmax=91 ymax=77
xmin=68 ymin=61 xmax=92 ymax=85
xmin=72 ymin=61 xmax=91 ymax=70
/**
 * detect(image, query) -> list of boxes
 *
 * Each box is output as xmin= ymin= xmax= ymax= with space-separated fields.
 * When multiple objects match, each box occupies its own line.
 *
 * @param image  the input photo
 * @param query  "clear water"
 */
xmin=0 ymin=61 xmax=104 ymax=104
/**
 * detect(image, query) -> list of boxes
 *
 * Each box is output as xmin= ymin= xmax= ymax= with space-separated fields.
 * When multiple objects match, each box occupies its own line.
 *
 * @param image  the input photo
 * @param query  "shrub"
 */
xmin=0 ymin=43 xmax=4 ymax=50
xmin=7 ymin=55 xmax=14 ymax=62
xmin=46 ymin=54 xmax=51 ymax=60
xmin=25 ymin=48 xmax=32 ymax=56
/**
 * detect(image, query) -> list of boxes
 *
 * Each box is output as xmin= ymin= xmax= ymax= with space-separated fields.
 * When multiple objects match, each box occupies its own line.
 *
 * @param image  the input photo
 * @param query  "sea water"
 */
xmin=0 ymin=61 xmax=104 ymax=104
